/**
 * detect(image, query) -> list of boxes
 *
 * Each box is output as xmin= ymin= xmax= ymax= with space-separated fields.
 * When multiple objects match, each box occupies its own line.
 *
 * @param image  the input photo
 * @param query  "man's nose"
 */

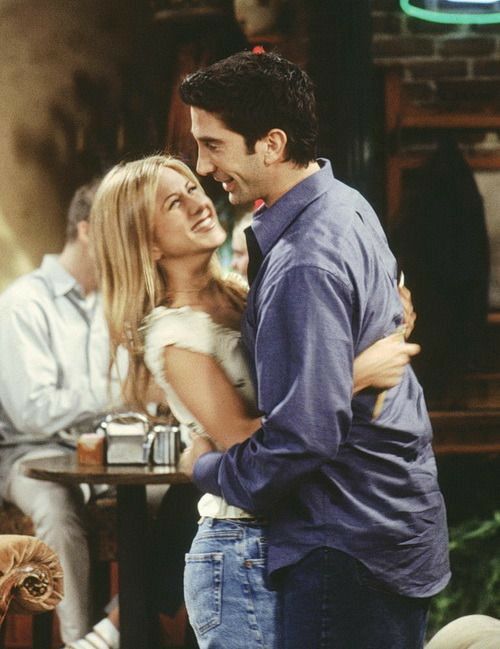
xmin=196 ymin=149 xmax=215 ymax=176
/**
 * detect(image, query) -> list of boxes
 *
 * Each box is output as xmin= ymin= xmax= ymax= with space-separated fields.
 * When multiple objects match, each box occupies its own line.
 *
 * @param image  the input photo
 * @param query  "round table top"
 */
xmin=22 ymin=454 xmax=191 ymax=486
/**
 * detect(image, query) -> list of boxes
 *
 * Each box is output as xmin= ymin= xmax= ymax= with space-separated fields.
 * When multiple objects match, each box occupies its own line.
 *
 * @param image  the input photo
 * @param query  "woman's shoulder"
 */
xmin=142 ymin=305 xmax=218 ymax=358
xmin=144 ymin=304 xmax=210 ymax=327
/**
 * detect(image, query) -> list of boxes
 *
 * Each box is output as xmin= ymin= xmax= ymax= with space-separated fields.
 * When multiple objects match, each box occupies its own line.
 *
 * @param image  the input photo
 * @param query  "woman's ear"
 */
xmin=151 ymin=242 xmax=163 ymax=262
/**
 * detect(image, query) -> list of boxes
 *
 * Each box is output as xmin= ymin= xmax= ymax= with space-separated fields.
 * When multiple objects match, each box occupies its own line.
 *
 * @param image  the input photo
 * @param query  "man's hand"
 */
xmin=179 ymin=435 xmax=216 ymax=478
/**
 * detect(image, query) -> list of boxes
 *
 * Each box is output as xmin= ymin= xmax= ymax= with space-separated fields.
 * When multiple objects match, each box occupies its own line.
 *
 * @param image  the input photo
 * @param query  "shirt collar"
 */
xmin=39 ymin=254 xmax=83 ymax=298
xmin=251 ymin=158 xmax=333 ymax=256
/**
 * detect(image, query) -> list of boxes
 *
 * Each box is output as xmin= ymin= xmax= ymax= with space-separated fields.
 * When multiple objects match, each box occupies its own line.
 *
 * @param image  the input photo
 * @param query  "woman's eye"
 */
xmin=187 ymin=185 xmax=197 ymax=194
xmin=168 ymin=198 xmax=180 ymax=209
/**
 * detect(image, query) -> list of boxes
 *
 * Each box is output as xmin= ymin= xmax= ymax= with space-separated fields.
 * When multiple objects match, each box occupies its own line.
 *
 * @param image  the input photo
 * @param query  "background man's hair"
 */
xmin=180 ymin=51 xmax=318 ymax=167
xmin=66 ymin=177 xmax=101 ymax=241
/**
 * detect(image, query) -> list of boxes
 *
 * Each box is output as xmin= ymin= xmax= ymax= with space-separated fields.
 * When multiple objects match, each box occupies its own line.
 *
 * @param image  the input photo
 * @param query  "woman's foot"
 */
xmin=63 ymin=617 xmax=119 ymax=649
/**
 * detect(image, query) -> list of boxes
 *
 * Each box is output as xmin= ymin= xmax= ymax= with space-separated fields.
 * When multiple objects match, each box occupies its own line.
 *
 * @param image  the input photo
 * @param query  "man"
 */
xmin=0 ymin=181 xmax=121 ymax=647
xmin=180 ymin=51 xmax=450 ymax=648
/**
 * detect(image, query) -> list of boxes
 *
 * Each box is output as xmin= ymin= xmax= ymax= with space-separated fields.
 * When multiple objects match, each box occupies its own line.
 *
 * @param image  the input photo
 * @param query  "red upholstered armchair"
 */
xmin=0 ymin=534 xmax=63 ymax=635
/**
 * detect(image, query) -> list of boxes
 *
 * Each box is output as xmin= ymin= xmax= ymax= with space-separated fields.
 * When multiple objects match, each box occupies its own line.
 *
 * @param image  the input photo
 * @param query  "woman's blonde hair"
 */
xmin=91 ymin=154 xmax=226 ymax=410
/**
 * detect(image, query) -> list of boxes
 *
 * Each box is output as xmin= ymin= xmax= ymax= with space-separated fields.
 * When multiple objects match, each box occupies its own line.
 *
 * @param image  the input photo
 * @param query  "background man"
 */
xmin=0 ymin=180 xmax=121 ymax=646
xmin=229 ymin=210 xmax=253 ymax=277
xmin=180 ymin=51 xmax=450 ymax=648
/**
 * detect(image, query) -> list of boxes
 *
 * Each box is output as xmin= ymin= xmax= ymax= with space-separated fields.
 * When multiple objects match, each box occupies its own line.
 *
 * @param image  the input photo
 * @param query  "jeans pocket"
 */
xmin=184 ymin=552 xmax=223 ymax=635
xmin=243 ymin=535 xmax=268 ymax=568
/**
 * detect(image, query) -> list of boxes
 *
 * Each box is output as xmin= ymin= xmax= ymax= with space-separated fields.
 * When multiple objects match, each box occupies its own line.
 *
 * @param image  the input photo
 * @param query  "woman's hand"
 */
xmin=179 ymin=435 xmax=216 ymax=479
xmin=353 ymin=331 xmax=421 ymax=395
xmin=399 ymin=284 xmax=416 ymax=339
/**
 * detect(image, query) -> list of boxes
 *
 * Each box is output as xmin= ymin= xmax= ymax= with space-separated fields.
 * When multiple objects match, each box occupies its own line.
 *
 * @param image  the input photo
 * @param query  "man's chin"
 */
xmin=228 ymin=191 xmax=242 ymax=205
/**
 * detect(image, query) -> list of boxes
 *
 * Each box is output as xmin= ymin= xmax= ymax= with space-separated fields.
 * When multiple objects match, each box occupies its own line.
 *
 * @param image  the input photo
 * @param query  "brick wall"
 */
xmin=372 ymin=0 xmax=500 ymax=107
xmin=371 ymin=0 xmax=500 ymax=153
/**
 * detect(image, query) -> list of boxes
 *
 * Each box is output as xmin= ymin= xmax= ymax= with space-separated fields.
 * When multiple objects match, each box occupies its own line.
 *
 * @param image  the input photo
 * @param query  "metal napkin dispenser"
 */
xmin=150 ymin=424 xmax=181 ymax=466
xmin=99 ymin=412 xmax=150 ymax=465
xmin=98 ymin=412 xmax=181 ymax=466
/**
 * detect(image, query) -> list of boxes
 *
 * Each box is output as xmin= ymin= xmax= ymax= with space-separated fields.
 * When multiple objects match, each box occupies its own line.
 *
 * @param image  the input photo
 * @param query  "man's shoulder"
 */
xmin=322 ymin=180 xmax=374 ymax=223
xmin=0 ymin=269 xmax=53 ymax=314
xmin=264 ymin=175 xmax=387 ymax=287
xmin=260 ymin=259 xmax=352 ymax=300
xmin=294 ymin=179 xmax=386 ymax=257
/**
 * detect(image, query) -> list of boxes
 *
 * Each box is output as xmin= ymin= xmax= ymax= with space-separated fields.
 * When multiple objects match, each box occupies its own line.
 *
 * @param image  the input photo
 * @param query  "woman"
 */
xmin=90 ymin=154 xmax=420 ymax=649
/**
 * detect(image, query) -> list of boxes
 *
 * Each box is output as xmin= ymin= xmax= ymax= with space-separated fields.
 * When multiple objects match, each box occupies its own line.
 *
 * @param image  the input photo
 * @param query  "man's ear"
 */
xmin=77 ymin=219 xmax=90 ymax=245
xmin=262 ymin=128 xmax=287 ymax=165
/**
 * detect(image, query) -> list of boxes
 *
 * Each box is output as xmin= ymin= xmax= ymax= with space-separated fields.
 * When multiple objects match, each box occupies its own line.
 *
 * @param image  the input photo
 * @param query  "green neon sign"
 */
xmin=400 ymin=0 xmax=500 ymax=23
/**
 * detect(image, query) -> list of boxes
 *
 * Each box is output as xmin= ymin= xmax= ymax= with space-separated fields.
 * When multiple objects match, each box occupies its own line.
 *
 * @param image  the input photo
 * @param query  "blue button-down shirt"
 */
xmin=194 ymin=160 xmax=450 ymax=597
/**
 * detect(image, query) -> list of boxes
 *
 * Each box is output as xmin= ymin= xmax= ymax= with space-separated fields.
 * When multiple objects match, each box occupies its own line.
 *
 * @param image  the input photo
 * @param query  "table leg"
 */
xmin=32 ymin=611 xmax=53 ymax=649
xmin=117 ymin=484 xmax=158 ymax=649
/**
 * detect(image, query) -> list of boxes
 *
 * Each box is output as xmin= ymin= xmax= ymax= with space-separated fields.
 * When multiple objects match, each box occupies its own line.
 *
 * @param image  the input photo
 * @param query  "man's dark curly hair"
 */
xmin=180 ymin=51 xmax=318 ymax=167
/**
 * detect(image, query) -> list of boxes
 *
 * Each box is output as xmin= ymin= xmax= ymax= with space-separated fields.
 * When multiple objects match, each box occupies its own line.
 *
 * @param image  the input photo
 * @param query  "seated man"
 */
xmin=0 ymin=180 xmax=123 ymax=645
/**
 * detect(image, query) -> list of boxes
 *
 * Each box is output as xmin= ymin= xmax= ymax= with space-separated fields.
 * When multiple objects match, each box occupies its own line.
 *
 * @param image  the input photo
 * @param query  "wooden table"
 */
xmin=22 ymin=455 xmax=190 ymax=649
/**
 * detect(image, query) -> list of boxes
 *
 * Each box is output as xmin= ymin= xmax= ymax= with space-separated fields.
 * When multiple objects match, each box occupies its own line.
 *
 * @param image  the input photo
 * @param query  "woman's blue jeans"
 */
xmin=184 ymin=517 xmax=279 ymax=649
xmin=278 ymin=547 xmax=430 ymax=649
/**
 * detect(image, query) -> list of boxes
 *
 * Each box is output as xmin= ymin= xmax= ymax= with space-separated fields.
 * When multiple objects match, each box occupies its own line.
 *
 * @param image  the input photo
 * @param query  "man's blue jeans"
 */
xmin=278 ymin=547 xmax=429 ymax=649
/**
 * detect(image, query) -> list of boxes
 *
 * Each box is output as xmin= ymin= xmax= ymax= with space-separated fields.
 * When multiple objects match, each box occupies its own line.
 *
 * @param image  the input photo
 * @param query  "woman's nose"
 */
xmin=186 ymin=192 xmax=207 ymax=214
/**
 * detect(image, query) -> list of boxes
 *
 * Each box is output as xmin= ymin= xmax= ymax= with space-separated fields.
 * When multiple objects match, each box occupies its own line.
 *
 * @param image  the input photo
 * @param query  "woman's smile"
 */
xmin=192 ymin=214 xmax=216 ymax=233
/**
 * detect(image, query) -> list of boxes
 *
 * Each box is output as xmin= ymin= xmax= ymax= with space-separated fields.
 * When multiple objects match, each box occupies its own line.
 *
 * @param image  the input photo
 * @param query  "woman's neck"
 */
xmin=161 ymin=258 xmax=216 ymax=308
xmin=160 ymin=257 xmax=244 ymax=332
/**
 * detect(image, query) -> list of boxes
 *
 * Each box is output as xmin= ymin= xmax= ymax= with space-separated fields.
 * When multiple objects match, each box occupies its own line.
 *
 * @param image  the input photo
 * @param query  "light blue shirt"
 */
xmin=0 ymin=255 xmax=123 ymax=493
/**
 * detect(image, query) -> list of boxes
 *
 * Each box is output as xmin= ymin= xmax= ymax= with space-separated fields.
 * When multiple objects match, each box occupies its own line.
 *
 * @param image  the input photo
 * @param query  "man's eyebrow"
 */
xmin=196 ymin=136 xmax=223 ymax=145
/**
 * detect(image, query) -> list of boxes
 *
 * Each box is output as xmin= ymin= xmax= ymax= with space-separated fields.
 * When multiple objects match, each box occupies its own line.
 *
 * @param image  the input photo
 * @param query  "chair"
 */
xmin=425 ymin=614 xmax=500 ymax=649
xmin=0 ymin=534 xmax=63 ymax=649
xmin=0 ymin=500 xmax=117 ymax=649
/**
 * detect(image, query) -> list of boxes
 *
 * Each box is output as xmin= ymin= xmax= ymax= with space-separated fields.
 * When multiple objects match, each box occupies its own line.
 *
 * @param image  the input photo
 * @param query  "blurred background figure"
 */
xmin=233 ymin=0 xmax=285 ymax=40
xmin=230 ymin=210 xmax=253 ymax=279
xmin=0 ymin=179 xmax=123 ymax=645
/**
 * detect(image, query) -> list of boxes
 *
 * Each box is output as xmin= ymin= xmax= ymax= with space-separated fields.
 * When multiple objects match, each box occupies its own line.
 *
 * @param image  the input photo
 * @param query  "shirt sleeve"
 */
xmin=193 ymin=265 xmax=355 ymax=513
xmin=0 ymin=303 xmax=104 ymax=436
xmin=144 ymin=308 xmax=216 ymax=358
